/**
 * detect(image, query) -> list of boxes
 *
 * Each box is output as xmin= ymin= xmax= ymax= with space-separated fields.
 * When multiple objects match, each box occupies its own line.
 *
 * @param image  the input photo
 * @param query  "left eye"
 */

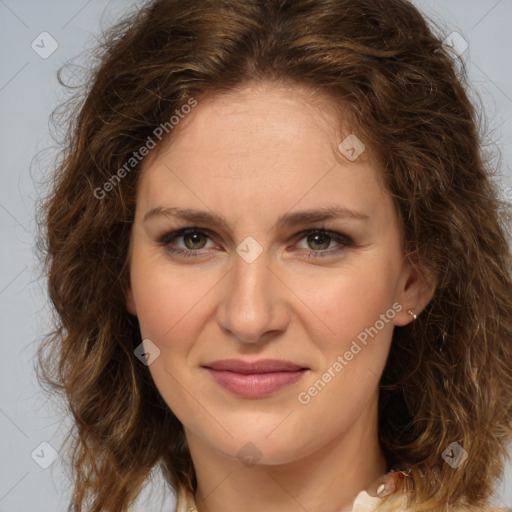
xmin=296 ymin=231 xmax=345 ymax=252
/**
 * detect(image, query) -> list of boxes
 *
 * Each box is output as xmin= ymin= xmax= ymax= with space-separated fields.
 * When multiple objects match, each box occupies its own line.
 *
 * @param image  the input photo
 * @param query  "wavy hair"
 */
xmin=36 ymin=0 xmax=512 ymax=510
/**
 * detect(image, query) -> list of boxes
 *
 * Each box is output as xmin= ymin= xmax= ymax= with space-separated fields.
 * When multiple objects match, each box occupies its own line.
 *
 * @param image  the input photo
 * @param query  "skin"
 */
xmin=125 ymin=82 xmax=434 ymax=512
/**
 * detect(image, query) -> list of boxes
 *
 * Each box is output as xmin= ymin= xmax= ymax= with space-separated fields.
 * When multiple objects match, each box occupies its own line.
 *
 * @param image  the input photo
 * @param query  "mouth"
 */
xmin=202 ymin=359 xmax=309 ymax=398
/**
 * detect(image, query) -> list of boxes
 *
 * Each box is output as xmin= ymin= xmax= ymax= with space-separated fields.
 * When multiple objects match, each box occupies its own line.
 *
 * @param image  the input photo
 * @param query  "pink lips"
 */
xmin=203 ymin=359 xmax=308 ymax=398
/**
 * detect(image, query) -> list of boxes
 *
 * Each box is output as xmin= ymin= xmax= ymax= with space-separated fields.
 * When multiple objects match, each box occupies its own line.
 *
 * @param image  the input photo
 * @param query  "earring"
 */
xmin=408 ymin=309 xmax=417 ymax=320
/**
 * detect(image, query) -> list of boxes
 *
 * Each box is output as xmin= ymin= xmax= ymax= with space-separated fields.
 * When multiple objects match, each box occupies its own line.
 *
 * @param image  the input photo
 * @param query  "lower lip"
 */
xmin=206 ymin=369 xmax=307 ymax=398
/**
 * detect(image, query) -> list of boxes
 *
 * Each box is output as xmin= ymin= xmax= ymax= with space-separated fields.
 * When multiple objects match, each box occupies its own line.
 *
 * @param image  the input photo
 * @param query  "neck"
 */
xmin=185 ymin=392 xmax=388 ymax=512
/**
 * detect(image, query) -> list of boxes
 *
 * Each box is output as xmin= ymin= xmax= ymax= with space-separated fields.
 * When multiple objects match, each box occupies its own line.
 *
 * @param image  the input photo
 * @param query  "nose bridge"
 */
xmin=219 ymin=242 xmax=287 ymax=344
xmin=232 ymin=248 xmax=269 ymax=301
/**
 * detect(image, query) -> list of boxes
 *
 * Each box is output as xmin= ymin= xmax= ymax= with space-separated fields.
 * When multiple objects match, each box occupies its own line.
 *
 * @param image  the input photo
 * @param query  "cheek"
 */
xmin=129 ymin=253 xmax=209 ymax=421
xmin=292 ymin=258 xmax=399 ymax=350
xmin=293 ymin=269 xmax=397 ymax=431
xmin=129 ymin=249 xmax=215 ymax=345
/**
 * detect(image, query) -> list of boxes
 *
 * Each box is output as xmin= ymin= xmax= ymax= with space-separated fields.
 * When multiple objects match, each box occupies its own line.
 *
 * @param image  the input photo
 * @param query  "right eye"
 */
xmin=159 ymin=228 xmax=217 ymax=257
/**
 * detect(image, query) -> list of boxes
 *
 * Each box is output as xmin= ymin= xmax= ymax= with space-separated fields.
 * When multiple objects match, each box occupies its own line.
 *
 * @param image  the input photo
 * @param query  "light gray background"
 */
xmin=0 ymin=1 xmax=511 ymax=511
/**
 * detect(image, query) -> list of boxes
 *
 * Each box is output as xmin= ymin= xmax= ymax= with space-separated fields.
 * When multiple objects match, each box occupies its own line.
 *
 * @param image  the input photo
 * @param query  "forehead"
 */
xmin=153 ymin=84 xmax=349 ymax=160
xmin=135 ymin=84 xmax=392 ymax=226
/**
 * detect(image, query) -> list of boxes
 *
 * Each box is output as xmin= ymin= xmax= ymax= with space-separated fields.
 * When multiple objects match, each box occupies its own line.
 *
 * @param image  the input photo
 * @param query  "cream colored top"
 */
xmin=172 ymin=473 xmax=510 ymax=512
xmin=175 ymin=486 xmax=384 ymax=512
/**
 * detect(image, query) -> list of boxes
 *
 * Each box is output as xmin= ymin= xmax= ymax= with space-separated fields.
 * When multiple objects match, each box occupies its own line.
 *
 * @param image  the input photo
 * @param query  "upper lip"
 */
xmin=203 ymin=359 xmax=307 ymax=374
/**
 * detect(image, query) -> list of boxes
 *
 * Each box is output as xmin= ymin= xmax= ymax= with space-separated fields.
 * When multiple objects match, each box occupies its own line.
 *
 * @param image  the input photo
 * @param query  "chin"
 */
xmin=198 ymin=427 xmax=324 ymax=468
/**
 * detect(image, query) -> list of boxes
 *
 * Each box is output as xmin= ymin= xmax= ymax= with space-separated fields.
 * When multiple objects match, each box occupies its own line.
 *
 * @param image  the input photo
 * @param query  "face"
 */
xmin=126 ymin=83 xmax=429 ymax=467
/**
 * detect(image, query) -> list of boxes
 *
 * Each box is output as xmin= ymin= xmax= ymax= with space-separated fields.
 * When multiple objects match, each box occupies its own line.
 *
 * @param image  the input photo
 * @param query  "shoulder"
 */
xmin=461 ymin=506 xmax=511 ymax=512
xmin=447 ymin=506 xmax=511 ymax=512
xmin=353 ymin=490 xmax=511 ymax=512
xmin=175 ymin=484 xmax=196 ymax=512
xmin=174 ymin=485 xmax=511 ymax=512
xmin=444 ymin=500 xmax=511 ymax=512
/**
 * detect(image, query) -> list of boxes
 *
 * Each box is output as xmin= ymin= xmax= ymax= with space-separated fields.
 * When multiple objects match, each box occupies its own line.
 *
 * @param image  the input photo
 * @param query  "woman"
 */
xmin=37 ymin=0 xmax=512 ymax=511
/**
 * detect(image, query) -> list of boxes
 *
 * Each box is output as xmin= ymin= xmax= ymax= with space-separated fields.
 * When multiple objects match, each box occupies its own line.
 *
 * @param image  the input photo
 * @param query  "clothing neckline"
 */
xmin=174 ymin=470 xmax=403 ymax=512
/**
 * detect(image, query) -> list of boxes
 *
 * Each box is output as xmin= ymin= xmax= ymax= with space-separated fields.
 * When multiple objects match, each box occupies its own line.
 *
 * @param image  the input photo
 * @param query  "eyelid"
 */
xmin=292 ymin=228 xmax=353 ymax=245
xmin=159 ymin=227 xmax=216 ymax=245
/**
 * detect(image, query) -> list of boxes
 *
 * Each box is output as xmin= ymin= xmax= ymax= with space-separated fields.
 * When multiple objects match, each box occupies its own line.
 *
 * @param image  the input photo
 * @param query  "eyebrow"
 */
xmin=143 ymin=206 xmax=370 ymax=231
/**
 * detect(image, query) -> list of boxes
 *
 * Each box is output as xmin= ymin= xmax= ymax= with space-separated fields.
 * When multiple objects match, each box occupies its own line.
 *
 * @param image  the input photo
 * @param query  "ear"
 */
xmin=124 ymin=232 xmax=137 ymax=316
xmin=125 ymin=285 xmax=137 ymax=316
xmin=393 ymin=257 xmax=436 ymax=326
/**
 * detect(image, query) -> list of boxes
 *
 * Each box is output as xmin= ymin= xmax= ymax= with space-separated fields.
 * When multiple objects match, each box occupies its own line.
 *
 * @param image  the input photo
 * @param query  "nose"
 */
xmin=217 ymin=248 xmax=290 ymax=345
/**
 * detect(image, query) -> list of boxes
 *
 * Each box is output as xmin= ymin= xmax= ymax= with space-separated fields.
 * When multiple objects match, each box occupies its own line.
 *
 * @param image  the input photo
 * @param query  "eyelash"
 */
xmin=158 ymin=227 xmax=354 ymax=259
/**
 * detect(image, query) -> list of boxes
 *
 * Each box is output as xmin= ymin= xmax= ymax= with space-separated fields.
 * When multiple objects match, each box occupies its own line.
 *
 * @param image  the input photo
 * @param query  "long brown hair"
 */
xmin=36 ymin=0 xmax=512 ymax=510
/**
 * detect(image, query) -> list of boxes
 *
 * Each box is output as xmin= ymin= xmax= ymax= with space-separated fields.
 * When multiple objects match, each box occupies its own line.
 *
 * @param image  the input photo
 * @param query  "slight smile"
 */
xmin=202 ymin=359 xmax=310 ymax=398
